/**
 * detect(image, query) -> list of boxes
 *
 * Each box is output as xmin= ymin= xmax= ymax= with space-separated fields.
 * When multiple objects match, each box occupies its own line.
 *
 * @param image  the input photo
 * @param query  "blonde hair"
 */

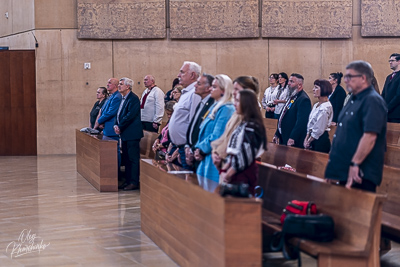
xmin=209 ymin=74 xmax=233 ymax=119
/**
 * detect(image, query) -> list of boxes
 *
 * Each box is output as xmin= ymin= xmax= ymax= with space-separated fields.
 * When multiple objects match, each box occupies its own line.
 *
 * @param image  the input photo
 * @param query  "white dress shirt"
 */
xmin=140 ymin=86 xmax=165 ymax=124
xmin=169 ymin=82 xmax=201 ymax=146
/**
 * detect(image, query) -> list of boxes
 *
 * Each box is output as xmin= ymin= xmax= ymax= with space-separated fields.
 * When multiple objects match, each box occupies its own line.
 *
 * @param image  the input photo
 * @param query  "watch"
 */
xmin=350 ymin=161 xmax=360 ymax=167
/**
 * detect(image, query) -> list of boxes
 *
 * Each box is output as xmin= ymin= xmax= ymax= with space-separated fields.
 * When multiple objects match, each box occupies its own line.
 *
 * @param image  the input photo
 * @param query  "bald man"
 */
xmin=140 ymin=75 xmax=165 ymax=132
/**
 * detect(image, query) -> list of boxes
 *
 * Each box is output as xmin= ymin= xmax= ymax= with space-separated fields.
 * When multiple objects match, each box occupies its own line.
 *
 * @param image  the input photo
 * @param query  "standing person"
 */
xmin=168 ymin=61 xmax=202 ymax=169
xmin=114 ymin=78 xmax=144 ymax=191
xmin=304 ymin=80 xmax=333 ymax=153
xmin=95 ymin=78 xmax=122 ymax=140
xmin=140 ymin=75 xmax=165 ymax=133
xmin=90 ymin=87 xmax=108 ymax=129
xmin=211 ymin=76 xmax=259 ymax=173
xmin=325 ymin=61 xmax=387 ymax=192
xmin=164 ymin=78 xmax=179 ymax=103
xmin=273 ymin=72 xmax=289 ymax=119
xmin=193 ymin=74 xmax=235 ymax=182
xmin=272 ymin=73 xmax=311 ymax=148
xmin=185 ymin=73 xmax=215 ymax=169
xmin=220 ymin=89 xmax=267 ymax=194
xmin=328 ymin=72 xmax=346 ymax=125
xmin=262 ymin=73 xmax=279 ymax=119
xmin=381 ymin=53 xmax=400 ymax=123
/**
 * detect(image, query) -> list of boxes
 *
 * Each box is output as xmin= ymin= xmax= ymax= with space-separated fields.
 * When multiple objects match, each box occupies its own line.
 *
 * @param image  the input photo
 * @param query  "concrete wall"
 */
xmin=0 ymin=0 xmax=399 ymax=154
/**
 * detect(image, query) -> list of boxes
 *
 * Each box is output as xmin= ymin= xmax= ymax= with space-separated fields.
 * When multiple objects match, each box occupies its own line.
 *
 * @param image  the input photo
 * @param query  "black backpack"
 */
xmin=270 ymin=214 xmax=335 ymax=266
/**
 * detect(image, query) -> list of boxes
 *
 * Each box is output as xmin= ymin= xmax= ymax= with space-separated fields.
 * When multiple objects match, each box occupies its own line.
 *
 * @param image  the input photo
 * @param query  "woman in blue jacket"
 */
xmin=194 ymin=74 xmax=235 ymax=182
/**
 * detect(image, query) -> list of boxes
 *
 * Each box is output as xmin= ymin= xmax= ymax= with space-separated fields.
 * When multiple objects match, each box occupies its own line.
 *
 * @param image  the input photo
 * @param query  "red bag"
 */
xmin=280 ymin=200 xmax=317 ymax=225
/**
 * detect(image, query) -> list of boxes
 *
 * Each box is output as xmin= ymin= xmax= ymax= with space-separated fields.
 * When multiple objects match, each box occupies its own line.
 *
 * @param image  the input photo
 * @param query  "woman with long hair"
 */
xmin=262 ymin=73 xmax=279 ymax=118
xmin=328 ymin=72 xmax=346 ymax=125
xmin=273 ymin=72 xmax=289 ymax=119
xmin=211 ymin=76 xmax=260 ymax=173
xmin=220 ymin=89 xmax=267 ymax=194
xmin=304 ymin=79 xmax=333 ymax=153
xmin=193 ymin=74 xmax=236 ymax=182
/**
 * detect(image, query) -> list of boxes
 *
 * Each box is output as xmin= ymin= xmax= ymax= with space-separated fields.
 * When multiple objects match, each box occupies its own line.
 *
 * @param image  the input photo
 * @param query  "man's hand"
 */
xmin=272 ymin=135 xmax=279 ymax=144
xmin=287 ymin=138 xmax=295 ymax=146
xmin=346 ymin=165 xmax=363 ymax=189
xmin=185 ymin=147 xmax=194 ymax=166
xmin=114 ymin=125 xmax=121 ymax=135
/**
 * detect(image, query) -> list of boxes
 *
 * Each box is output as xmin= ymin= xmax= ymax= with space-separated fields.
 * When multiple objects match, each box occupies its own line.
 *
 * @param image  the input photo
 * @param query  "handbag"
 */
xmin=270 ymin=214 xmax=335 ymax=266
xmin=155 ymin=150 xmax=166 ymax=160
xmin=280 ymin=200 xmax=317 ymax=225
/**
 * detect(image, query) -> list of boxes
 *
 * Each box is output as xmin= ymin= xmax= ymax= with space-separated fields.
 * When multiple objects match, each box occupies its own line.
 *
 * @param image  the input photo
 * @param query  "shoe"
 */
xmin=123 ymin=184 xmax=139 ymax=191
xmin=118 ymin=182 xmax=128 ymax=189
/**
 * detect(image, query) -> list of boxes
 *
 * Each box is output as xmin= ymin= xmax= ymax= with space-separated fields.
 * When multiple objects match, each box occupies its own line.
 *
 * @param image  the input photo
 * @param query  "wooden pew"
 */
xmin=261 ymin=142 xmax=400 ymax=245
xmin=140 ymin=159 xmax=262 ymax=267
xmin=384 ymin=144 xmax=400 ymax=168
xmin=258 ymin=162 xmax=385 ymax=267
xmin=386 ymin=130 xmax=400 ymax=147
xmin=139 ymin=130 xmax=159 ymax=159
xmin=75 ymin=130 xmax=118 ymax=192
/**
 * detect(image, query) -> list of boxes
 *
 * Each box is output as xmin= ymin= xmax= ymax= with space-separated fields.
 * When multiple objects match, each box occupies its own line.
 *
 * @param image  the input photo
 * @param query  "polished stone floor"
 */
xmin=0 ymin=155 xmax=399 ymax=266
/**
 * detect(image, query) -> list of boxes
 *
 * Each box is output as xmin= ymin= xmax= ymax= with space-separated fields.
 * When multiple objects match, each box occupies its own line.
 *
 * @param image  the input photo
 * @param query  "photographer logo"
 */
xmin=6 ymin=229 xmax=50 ymax=258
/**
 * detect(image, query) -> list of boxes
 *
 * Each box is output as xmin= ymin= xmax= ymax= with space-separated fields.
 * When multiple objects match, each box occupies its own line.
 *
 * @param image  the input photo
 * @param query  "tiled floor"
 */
xmin=0 ymin=155 xmax=399 ymax=266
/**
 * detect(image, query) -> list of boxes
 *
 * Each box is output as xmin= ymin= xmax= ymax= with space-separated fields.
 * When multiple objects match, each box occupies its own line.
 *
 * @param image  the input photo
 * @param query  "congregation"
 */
xmin=88 ymin=54 xmax=400 ymax=195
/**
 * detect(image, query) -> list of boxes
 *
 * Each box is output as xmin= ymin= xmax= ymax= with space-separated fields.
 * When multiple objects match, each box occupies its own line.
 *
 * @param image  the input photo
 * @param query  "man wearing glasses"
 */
xmin=325 ymin=61 xmax=387 ymax=192
xmin=382 ymin=53 xmax=400 ymax=122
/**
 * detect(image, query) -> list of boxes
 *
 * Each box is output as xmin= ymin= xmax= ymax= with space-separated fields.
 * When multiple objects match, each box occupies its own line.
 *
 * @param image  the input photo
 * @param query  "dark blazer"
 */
xmin=116 ymin=91 xmax=144 ymax=141
xmin=275 ymin=90 xmax=311 ymax=148
xmin=97 ymin=91 xmax=122 ymax=137
xmin=329 ymin=85 xmax=347 ymax=123
xmin=186 ymin=96 xmax=215 ymax=148
xmin=381 ymin=72 xmax=400 ymax=120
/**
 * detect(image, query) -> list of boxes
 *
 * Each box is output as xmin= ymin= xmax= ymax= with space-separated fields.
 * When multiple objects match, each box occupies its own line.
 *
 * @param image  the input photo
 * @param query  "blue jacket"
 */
xmin=98 ymin=91 xmax=122 ymax=137
xmin=195 ymin=102 xmax=235 ymax=182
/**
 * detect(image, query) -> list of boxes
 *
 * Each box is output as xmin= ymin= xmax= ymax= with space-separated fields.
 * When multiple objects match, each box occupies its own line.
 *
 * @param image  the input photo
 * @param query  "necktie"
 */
xmin=390 ymin=72 xmax=396 ymax=81
xmin=117 ymin=96 xmax=126 ymax=124
xmin=140 ymin=88 xmax=152 ymax=109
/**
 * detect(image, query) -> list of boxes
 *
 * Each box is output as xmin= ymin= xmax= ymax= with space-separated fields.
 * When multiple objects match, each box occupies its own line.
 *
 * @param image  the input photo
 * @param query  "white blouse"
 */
xmin=262 ymin=85 xmax=279 ymax=109
xmin=274 ymin=86 xmax=289 ymax=115
xmin=307 ymin=101 xmax=333 ymax=140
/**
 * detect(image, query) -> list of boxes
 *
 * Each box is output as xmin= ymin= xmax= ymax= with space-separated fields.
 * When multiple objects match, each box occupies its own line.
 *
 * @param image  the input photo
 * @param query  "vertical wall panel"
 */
xmin=0 ymin=50 xmax=36 ymax=156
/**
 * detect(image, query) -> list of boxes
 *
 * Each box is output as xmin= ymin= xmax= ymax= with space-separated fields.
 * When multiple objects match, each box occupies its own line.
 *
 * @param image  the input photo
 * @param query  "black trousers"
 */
xmin=142 ymin=121 xmax=158 ymax=132
xmin=122 ymin=139 xmax=141 ymax=186
xmin=310 ymin=131 xmax=331 ymax=153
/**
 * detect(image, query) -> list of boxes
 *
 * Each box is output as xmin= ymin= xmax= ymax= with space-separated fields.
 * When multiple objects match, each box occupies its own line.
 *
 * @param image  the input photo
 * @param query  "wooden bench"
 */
xmin=75 ymin=129 xmax=118 ymax=192
xmin=140 ymin=159 xmax=262 ymax=267
xmin=258 ymin=162 xmax=385 ymax=267
xmin=139 ymin=130 xmax=159 ymax=159
xmin=261 ymin=142 xmax=400 ymax=246
xmin=384 ymin=145 xmax=400 ymax=168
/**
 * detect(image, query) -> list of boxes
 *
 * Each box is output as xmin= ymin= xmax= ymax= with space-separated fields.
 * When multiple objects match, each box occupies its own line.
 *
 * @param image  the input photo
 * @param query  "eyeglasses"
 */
xmin=344 ymin=74 xmax=363 ymax=81
xmin=389 ymin=59 xmax=398 ymax=63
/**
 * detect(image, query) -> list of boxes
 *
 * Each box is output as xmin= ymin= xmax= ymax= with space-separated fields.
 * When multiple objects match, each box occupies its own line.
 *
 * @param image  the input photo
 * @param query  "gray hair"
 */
xmin=202 ymin=73 xmax=215 ymax=86
xmin=120 ymin=77 xmax=133 ymax=90
xmin=183 ymin=61 xmax=201 ymax=77
xmin=346 ymin=60 xmax=374 ymax=84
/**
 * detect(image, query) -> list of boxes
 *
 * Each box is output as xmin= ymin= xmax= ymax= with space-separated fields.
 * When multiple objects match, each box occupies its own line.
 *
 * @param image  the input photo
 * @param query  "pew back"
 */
xmin=258 ymin=162 xmax=385 ymax=265
xmin=140 ymin=130 xmax=158 ymax=159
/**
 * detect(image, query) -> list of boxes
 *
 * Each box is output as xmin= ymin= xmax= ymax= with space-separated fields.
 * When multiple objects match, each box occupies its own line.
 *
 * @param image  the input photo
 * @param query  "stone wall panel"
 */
xmin=170 ymin=0 xmax=259 ymax=39
xmin=361 ymin=0 xmax=400 ymax=36
xmin=262 ymin=0 xmax=352 ymax=38
xmin=77 ymin=0 xmax=166 ymax=39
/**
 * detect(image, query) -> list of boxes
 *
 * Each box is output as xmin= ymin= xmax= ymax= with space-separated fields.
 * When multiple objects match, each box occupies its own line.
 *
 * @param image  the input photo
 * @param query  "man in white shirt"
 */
xmin=140 ymin=75 xmax=165 ymax=132
xmin=168 ymin=61 xmax=202 ymax=169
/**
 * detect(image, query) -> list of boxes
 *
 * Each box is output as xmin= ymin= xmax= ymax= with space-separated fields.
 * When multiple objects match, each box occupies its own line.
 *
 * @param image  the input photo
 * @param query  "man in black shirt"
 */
xmin=325 ymin=61 xmax=387 ymax=192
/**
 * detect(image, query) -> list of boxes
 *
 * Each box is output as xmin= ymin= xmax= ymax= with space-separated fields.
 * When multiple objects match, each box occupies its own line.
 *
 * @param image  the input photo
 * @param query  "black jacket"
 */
xmin=382 ymin=72 xmax=400 ymax=120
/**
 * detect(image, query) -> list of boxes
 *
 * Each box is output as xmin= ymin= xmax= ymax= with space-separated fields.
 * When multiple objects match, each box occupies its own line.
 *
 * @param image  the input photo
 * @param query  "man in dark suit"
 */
xmin=183 ymin=73 xmax=215 ymax=170
xmin=273 ymin=73 xmax=311 ymax=148
xmin=382 ymin=53 xmax=400 ymax=123
xmin=114 ymin=77 xmax=144 ymax=191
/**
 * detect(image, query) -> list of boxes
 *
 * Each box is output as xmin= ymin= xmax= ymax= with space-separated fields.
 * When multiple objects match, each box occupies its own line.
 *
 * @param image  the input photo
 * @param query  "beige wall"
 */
xmin=0 ymin=0 xmax=399 ymax=154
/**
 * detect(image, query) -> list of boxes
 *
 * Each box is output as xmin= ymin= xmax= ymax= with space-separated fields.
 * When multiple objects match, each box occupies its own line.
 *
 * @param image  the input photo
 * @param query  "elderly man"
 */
xmin=168 ymin=61 xmax=202 ymax=169
xmin=114 ymin=77 xmax=144 ymax=191
xmin=184 ymin=73 xmax=215 ymax=169
xmin=381 ymin=53 xmax=400 ymax=123
xmin=273 ymin=73 xmax=311 ymax=148
xmin=325 ymin=61 xmax=387 ymax=192
xmin=140 ymin=75 xmax=165 ymax=132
